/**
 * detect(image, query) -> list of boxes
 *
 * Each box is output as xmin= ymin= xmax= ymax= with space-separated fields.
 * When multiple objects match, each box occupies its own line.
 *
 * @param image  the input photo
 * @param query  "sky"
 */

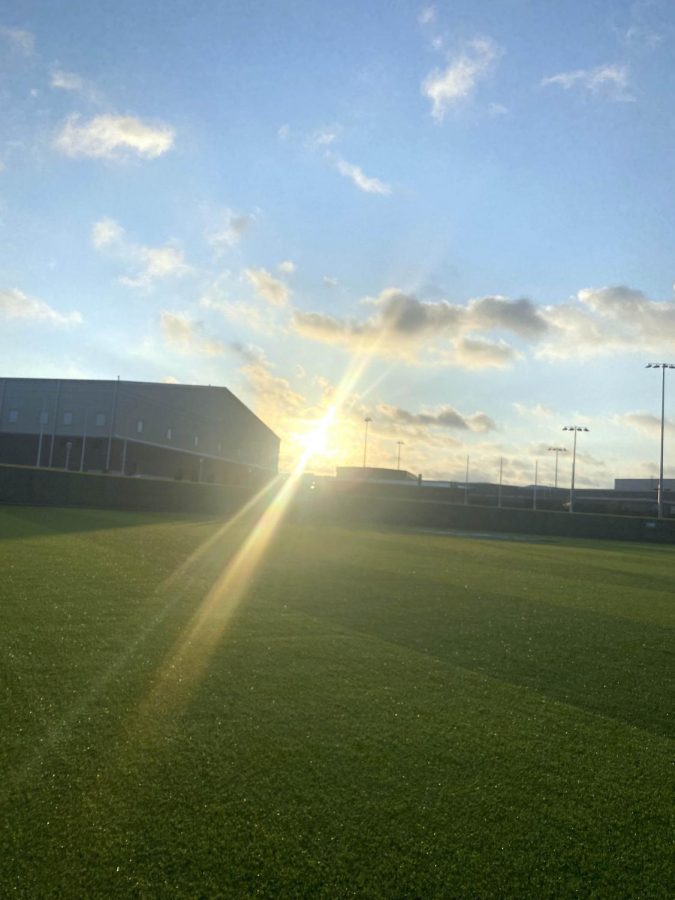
xmin=2 ymin=0 xmax=675 ymax=486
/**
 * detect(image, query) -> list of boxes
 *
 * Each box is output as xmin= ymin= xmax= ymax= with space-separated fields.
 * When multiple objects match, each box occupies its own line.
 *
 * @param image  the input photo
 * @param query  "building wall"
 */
xmin=0 ymin=377 xmax=279 ymax=481
xmin=614 ymin=478 xmax=675 ymax=492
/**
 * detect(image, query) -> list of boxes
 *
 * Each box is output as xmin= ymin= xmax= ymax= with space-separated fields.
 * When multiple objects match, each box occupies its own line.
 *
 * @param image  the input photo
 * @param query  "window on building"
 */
xmin=95 ymin=413 xmax=106 ymax=427
xmin=136 ymin=420 xmax=143 ymax=434
xmin=166 ymin=427 xmax=173 ymax=440
xmin=8 ymin=409 xmax=18 ymax=423
xmin=63 ymin=411 xmax=73 ymax=426
xmin=194 ymin=435 xmax=199 ymax=447
xmin=39 ymin=411 xmax=49 ymax=425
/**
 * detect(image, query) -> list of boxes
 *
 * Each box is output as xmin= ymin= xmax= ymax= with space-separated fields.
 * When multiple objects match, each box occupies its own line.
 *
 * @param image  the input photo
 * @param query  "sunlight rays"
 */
xmin=136 ymin=347 xmax=377 ymax=719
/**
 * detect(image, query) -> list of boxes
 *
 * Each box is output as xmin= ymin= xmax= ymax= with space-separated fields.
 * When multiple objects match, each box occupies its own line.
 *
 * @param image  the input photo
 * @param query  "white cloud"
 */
xmin=50 ymin=69 xmax=102 ymax=104
xmin=323 ymin=275 xmax=338 ymax=287
xmin=0 ymin=26 xmax=34 ymax=55
xmin=244 ymin=267 xmax=290 ymax=307
xmin=160 ymin=312 xmax=224 ymax=356
xmin=538 ymin=286 xmax=675 ymax=359
xmin=91 ymin=218 xmax=190 ymax=289
xmin=333 ymin=156 xmax=392 ymax=195
xmin=206 ymin=209 xmax=255 ymax=253
xmin=277 ymin=124 xmax=290 ymax=141
xmin=310 ymin=126 xmax=339 ymax=149
xmin=55 ymin=114 xmax=175 ymax=160
xmin=292 ymin=288 xmax=547 ymax=367
xmin=422 ymin=37 xmax=501 ymax=120
xmin=91 ymin=217 xmax=125 ymax=249
xmin=0 ymin=287 xmax=82 ymax=326
xmin=541 ymin=64 xmax=633 ymax=101
xmin=513 ymin=402 xmax=555 ymax=419
xmin=278 ymin=260 xmax=295 ymax=274
xmin=202 ymin=296 xmax=280 ymax=336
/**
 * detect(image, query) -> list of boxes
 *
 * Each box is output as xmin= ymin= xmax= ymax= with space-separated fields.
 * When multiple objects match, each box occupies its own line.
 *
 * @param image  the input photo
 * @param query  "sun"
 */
xmin=293 ymin=406 xmax=339 ymax=461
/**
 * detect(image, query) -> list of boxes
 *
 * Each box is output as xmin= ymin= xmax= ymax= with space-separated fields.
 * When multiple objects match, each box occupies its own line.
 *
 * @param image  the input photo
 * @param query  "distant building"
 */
xmin=614 ymin=478 xmax=675 ymax=492
xmin=0 ymin=377 xmax=279 ymax=484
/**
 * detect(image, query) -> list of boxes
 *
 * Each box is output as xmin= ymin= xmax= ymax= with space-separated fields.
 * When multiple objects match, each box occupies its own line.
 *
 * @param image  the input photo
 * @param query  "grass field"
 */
xmin=1 ymin=505 xmax=673 ymax=898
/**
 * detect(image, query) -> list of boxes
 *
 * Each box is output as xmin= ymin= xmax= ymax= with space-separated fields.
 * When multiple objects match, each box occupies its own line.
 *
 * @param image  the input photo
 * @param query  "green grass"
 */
xmin=1 ymin=505 xmax=673 ymax=898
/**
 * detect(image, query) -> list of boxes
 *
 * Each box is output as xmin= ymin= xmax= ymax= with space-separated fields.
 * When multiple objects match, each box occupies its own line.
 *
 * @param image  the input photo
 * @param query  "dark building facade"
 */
xmin=0 ymin=378 xmax=279 ymax=485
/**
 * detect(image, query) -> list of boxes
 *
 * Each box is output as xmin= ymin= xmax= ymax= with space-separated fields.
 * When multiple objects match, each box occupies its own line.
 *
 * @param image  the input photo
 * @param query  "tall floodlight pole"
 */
xmin=497 ymin=457 xmax=503 ymax=508
xmin=396 ymin=441 xmax=404 ymax=471
xmin=646 ymin=363 xmax=675 ymax=519
xmin=533 ymin=460 xmax=538 ymax=511
xmin=548 ymin=446 xmax=567 ymax=489
xmin=363 ymin=417 xmax=372 ymax=468
xmin=464 ymin=455 xmax=470 ymax=506
xmin=79 ymin=409 xmax=89 ymax=472
xmin=562 ymin=426 xmax=589 ymax=514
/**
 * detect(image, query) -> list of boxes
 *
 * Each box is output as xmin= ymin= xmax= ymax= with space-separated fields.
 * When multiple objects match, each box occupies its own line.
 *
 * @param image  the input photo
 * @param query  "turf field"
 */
xmin=1 ymin=505 xmax=673 ymax=898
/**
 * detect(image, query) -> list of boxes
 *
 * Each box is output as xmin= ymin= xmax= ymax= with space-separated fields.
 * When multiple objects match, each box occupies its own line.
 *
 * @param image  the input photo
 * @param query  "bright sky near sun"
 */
xmin=2 ymin=0 xmax=675 ymax=486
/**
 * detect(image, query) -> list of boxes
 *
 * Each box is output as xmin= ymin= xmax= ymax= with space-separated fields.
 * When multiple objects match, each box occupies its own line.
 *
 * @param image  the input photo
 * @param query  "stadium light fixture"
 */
xmin=562 ymin=426 xmax=589 ymax=514
xmin=547 ymin=446 xmax=567 ymax=489
xmin=645 ymin=363 xmax=675 ymax=518
xmin=363 ymin=416 xmax=372 ymax=468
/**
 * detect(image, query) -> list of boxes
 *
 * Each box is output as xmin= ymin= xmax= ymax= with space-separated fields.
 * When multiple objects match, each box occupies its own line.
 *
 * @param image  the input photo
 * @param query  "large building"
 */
xmin=0 ymin=378 xmax=279 ymax=484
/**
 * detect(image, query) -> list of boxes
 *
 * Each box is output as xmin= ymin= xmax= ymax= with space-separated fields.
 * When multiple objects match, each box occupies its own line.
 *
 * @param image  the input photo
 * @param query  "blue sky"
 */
xmin=2 ymin=0 xmax=675 ymax=484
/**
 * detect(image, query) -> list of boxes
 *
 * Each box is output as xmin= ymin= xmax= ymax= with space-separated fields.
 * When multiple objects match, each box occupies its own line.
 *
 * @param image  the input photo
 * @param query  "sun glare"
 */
xmin=294 ymin=406 xmax=338 ymax=459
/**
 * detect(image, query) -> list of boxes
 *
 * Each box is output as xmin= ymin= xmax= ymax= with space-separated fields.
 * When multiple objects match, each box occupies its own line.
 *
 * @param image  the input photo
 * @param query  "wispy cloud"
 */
xmin=422 ymin=37 xmax=501 ymax=120
xmin=616 ymin=411 xmax=675 ymax=436
xmin=309 ymin=126 xmax=339 ymax=149
xmin=201 ymin=295 xmax=281 ymax=337
xmin=244 ymin=267 xmax=290 ymax=307
xmin=206 ymin=209 xmax=255 ymax=254
xmin=160 ymin=311 xmax=224 ymax=356
xmin=278 ymin=260 xmax=295 ymax=274
xmin=418 ymin=6 xmax=437 ymax=27
xmin=55 ymin=114 xmax=175 ymax=160
xmin=332 ymin=155 xmax=392 ymax=195
xmin=0 ymin=26 xmax=34 ymax=55
xmin=0 ymin=287 xmax=82 ymax=326
xmin=541 ymin=64 xmax=633 ymax=101
xmin=50 ymin=69 xmax=102 ymax=104
xmin=92 ymin=217 xmax=190 ymax=289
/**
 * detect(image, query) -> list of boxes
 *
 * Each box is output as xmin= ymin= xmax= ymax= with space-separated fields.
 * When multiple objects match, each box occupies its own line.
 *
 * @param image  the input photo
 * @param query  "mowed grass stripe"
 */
xmin=1 ymin=507 xmax=673 ymax=898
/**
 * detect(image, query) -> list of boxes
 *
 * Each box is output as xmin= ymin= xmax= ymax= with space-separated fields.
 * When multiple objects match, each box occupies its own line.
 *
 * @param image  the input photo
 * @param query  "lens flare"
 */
xmin=136 ymin=348 xmax=376 ymax=719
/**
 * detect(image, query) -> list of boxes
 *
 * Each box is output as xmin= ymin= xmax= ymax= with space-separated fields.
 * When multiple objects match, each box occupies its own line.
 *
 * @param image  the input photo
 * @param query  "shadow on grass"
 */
xmin=277 ymin=558 xmax=674 ymax=740
xmin=0 ymin=504 xmax=212 ymax=541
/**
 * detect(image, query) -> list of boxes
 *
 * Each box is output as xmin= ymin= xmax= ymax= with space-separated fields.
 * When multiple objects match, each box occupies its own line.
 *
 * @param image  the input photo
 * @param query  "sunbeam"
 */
xmin=135 ymin=349 xmax=376 ymax=719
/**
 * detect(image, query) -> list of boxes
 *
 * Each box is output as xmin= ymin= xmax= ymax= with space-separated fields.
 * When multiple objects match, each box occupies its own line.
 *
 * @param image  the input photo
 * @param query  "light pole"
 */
xmin=363 ymin=417 xmax=372 ymax=468
xmin=65 ymin=441 xmax=73 ymax=471
xmin=464 ymin=455 xmax=470 ymax=506
xmin=79 ymin=409 xmax=89 ymax=472
xmin=497 ymin=456 xmax=503 ymax=508
xmin=646 ymin=363 xmax=675 ymax=519
xmin=533 ymin=460 xmax=538 ymax=511
xmin=396 ymin=441 xmax=404 ymax=471
xmin=562 ymin=426 xmax=589 ymax=514
xmin=548 ymin=446 xmax=567 ymax=489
